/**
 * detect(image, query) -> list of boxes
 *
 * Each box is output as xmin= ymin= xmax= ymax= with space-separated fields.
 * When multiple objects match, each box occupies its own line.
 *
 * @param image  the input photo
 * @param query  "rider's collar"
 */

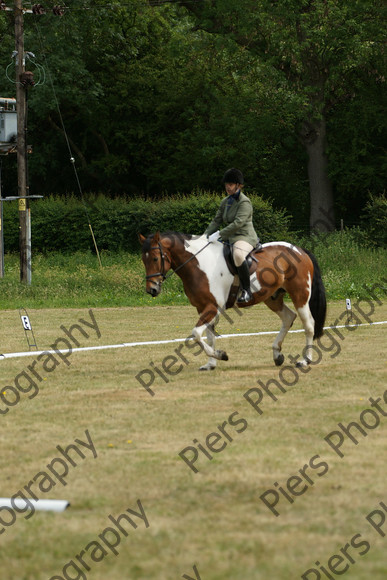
xmin=228 ymin=189 xmax=241 ymax=203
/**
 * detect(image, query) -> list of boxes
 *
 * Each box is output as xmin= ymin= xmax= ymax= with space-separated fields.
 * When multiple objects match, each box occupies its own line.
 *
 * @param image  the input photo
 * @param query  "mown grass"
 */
xmin=0 ymin=231 xmax=386 ymax=310
xmin=0 ymin=304 xmax=386 ymax=579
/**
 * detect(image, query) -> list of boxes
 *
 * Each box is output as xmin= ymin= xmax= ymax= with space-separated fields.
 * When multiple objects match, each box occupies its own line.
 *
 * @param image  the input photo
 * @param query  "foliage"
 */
xmin=360 ymin=193 xmax=387 ymax=248
xmin=299 ymin=228 xmax=387 ymax=300
xmin=177 ymin=0 xmax=384 ymax=115
xmin=1 ymin=192 xmax=292 ymax=253
xmin=173 ymin=0 xmax=386 ymax=226
xmin=325 ymin=43 xmax=386 ymax=218
xmin=0 ymin=1 xmax=384 ymax=229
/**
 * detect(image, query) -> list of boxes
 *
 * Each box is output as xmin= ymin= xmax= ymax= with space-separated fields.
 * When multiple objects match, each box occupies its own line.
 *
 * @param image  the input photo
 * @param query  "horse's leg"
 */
xmin=284 ymin=278 xmax=315 ymax=366
xmin=294 ymin=303 xmax=315 ymax=366
xmin=264 ymin=294 xmax=297 ymax=366
xmin=192 ymin=306 xmax=228 ymax=369
xmin=275 ymin=250 xmax=317 ymax=366
xmin=199 ymin=324 xmax=218 ymax=371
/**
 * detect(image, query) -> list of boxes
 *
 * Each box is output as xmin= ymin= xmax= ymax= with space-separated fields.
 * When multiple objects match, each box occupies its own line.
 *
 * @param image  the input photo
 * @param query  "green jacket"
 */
xmin=205 ymin=192 xmax=258 ymax=246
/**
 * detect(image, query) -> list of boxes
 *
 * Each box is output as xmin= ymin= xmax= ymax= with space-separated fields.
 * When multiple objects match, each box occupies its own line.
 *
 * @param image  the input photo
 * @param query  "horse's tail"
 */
xmin=303 ymin=248 xmax=327 ymax=339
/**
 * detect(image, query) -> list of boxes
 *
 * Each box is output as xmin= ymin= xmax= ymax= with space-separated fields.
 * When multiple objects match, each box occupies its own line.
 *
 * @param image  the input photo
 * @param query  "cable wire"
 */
xmin=33 ymin=19 xmax=103 ymax=268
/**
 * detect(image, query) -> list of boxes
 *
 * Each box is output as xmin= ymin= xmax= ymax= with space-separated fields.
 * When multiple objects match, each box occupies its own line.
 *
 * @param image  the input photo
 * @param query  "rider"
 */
xmin=204 ymin=168 xmax=260 ymax=304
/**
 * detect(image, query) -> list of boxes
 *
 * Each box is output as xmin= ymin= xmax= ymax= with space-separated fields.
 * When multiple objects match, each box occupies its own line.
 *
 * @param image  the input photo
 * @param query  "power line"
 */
xmin=32 ymin=18 xmax=103 ymax=267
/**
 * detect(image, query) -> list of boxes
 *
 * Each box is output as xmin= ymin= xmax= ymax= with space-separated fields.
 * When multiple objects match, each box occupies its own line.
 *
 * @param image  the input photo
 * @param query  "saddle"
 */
xmin=223 ymin=242 xmax=263 ymax=308
xmin=223 ymin=242 xmax=263 ymax=276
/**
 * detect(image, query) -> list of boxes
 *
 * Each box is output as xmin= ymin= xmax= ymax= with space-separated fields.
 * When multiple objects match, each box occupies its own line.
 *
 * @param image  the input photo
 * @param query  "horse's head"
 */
xmin=138 ymin=232 xmax=172 ymax=297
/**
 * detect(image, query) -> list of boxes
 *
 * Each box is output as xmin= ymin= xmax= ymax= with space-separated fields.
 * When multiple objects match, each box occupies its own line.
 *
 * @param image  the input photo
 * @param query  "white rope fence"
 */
xmin=1 ymin=321 xmax=386 ymax=360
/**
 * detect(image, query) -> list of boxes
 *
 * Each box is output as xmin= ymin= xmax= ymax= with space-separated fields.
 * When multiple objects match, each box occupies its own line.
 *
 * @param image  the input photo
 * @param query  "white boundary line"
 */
xmin=0 ymin=321 xmax=386 ymax=360
xmin=0 ymin=498 xmax=69 ymax=512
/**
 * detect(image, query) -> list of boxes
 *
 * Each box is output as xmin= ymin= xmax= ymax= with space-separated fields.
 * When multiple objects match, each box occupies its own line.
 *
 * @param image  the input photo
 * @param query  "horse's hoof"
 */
xmin=199 ymin=364 xmax=216 ymax=371
xmin=274 ymin=354 xmax=284 ymax=366
xmin=214 ymin=349 xmax=228 ymax=361
xmin=296 ymin=358 xmax=311 ymax=368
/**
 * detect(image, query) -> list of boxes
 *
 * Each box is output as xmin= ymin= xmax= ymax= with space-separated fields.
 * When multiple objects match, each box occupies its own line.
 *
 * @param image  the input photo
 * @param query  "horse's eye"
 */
xmin=153 ymin=257 xmax=158 ymax=262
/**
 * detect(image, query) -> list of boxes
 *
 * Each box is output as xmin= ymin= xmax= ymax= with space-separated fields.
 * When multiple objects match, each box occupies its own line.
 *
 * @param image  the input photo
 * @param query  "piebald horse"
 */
xmin=139 ymin=232 xmax=326 ymax=369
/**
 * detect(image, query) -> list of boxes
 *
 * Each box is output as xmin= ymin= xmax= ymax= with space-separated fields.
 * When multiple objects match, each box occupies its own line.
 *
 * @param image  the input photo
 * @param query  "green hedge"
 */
xmin=2 ymin=192 xmax=292 ymax=253
xmin=360 ymin=193 xmax=387 ymax=248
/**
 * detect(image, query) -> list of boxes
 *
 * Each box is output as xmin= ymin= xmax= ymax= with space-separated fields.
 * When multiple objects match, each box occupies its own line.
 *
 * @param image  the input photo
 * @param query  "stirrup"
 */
xmin=237 ymin=289 xmax=252 ymax=303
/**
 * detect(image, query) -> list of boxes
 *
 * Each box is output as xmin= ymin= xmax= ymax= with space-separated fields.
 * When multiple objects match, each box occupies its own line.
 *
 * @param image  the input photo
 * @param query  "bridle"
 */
xmin=144 ymin=238 xmax=212 ymax=283
xmin=145 ymin=241 xmax=171 ymax=281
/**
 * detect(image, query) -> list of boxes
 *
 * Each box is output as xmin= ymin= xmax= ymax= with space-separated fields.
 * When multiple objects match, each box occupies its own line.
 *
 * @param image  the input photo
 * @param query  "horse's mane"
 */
xmin=162 ymin=231 xmax=193 ymax=242
xmin=142 ymin=231 xmax=193 ymax=252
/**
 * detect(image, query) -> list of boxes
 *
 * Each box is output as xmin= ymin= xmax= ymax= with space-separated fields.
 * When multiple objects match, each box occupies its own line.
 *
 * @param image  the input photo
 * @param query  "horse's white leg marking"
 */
xmin=272 ymin=304 xmax=297 ymax=365
xmin=192 ymin=323 xmax=228 ymax=367
xmin=192 ymin=324 xmax=216 ymax=357
xmin=296 ymin=304 xmax=315 ymax=366
xmin=293 ymin=272 xmax=314 ymax=366
xmin=199 ymin=326 xmax=217 ymax=371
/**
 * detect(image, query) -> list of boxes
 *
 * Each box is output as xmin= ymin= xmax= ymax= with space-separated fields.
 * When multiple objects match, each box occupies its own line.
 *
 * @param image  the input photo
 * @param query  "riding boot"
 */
xmin=236 ymin=260 xmax=252 ymax=303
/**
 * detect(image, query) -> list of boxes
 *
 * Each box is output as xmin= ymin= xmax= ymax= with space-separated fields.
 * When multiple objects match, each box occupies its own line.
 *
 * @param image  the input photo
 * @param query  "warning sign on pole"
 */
xmin=345 ymin=298 xmax=352 ymax=323
xmin=19 ymin=308 xmax=38 ymax=350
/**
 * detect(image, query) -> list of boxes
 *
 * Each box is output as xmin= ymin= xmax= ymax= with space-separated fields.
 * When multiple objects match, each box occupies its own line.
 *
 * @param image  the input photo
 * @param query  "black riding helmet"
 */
xmin=222 ymin=168 xmax=244 ymax=185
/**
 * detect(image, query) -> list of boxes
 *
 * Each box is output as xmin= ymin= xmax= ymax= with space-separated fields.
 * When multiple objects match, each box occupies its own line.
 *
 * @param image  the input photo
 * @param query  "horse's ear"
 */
xmin=138 ymin=233 xmax=146 ymax=245
xmin=154 ymin=231 xmax=160 ymax=243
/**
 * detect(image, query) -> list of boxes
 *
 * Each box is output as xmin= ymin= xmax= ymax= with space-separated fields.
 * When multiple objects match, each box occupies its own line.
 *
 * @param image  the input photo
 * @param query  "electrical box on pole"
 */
xmin=0 ymin=98 xmax=17 ymax=145
xmin=0 ymin=97 xmax=17 ymax=278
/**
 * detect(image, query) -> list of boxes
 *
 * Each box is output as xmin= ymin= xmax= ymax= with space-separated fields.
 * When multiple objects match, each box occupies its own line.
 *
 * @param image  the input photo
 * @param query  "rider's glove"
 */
xmin=208 ymin=231 xmax=220 ymax=243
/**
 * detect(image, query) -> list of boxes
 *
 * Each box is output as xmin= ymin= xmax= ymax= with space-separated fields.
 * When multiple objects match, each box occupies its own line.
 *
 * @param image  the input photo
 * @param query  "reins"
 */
xmin=169 ymin=240 xmax=212 ymax=279
xmin=145 ymin=237 xmax=263 ymax=284
xmin=145 ymin=239 xmax=212 ymax=282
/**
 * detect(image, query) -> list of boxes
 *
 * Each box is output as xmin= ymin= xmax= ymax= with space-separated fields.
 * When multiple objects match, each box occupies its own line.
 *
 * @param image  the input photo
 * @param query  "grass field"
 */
xmin=0 ymin=299 xmax=386 ymax=580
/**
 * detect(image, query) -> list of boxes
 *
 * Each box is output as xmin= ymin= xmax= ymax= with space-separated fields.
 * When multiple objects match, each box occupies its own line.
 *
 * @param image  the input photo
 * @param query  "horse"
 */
xmin=139 ymin=231 xmax=326 ymax=370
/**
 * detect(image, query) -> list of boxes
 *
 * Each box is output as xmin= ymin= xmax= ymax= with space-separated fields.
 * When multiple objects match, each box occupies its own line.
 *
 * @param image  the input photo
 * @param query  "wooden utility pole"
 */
xmin=15 ymin=0 xmax=31 ymax=284
xmin=0 ymin=166 xmax=4 ymax=278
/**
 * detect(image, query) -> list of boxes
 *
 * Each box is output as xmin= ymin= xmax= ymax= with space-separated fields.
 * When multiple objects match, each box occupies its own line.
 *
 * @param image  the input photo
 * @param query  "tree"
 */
xmin=174 ymin=0 xmax=384 ymax=231
xmin=25 ymin=0 xmax=172 ymax=193
xmin=1 ymin=1 xmax=305 ymax=203
xmin=326 ymin=48 xmax=386 ymax=221
xmin=133 ymin=23 xmax=304 ymax=197
xmin=1 ymin=0 xmax=383 ymax=228
xmin=0 ymin=0 xmax=177 ymax=194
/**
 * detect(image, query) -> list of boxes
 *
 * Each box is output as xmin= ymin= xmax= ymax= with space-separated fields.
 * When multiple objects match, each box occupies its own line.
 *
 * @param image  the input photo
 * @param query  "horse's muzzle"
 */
xmin=147 ymin=282 xmax=161 ymax=297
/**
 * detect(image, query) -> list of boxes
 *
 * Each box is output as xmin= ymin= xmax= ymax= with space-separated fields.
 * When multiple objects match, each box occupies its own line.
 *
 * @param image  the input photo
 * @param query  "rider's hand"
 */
xmin=208 ymin=231 xmax=220 ymax=243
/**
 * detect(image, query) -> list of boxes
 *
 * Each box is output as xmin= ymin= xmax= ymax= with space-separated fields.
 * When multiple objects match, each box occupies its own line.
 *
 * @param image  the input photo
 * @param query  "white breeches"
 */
xmin=232 ymin=240 xmax=254 ymax=267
